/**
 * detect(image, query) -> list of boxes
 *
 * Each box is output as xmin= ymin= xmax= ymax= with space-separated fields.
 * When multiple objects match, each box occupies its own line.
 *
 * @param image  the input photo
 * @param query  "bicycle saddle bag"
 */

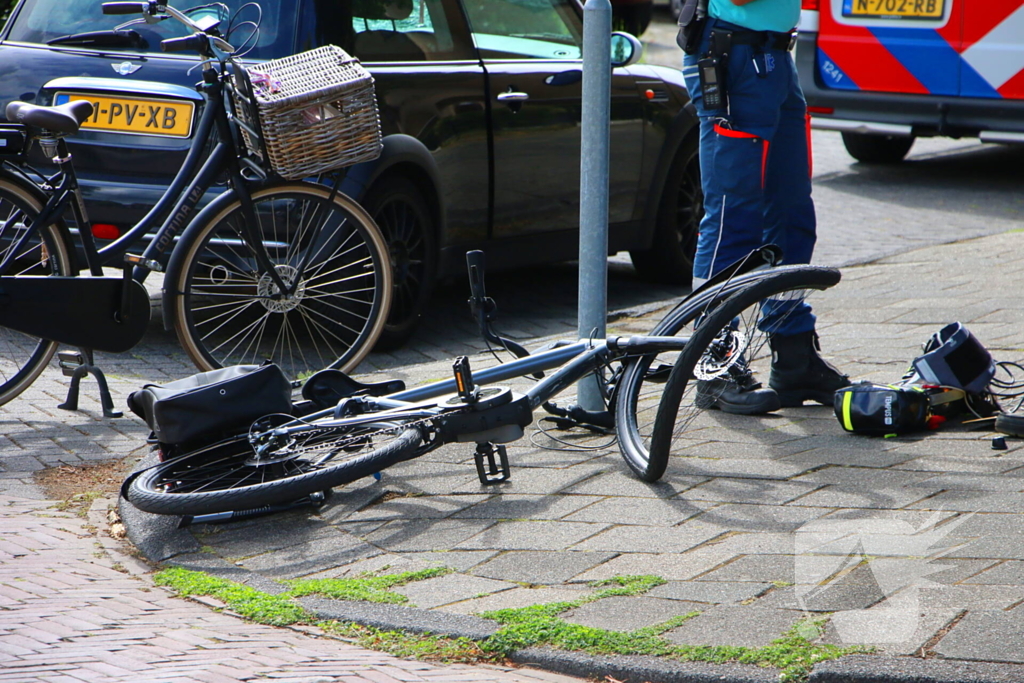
xmin=127 ymin=363 xmax=292 ymax=447
xmin=834 ymin=383 xmax=931 ymax=436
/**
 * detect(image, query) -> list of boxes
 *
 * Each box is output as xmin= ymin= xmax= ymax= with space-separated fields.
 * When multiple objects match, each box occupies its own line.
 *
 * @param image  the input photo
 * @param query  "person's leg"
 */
xmin=762 ymin=52 xmax=850 ymax=406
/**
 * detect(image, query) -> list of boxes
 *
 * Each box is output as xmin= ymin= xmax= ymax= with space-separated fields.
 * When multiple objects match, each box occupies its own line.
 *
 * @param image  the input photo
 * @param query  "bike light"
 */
xmin=91 ymin=223 xmax=120 ymax=239
xmin=801 ymin=0 xmax=818 ymax=9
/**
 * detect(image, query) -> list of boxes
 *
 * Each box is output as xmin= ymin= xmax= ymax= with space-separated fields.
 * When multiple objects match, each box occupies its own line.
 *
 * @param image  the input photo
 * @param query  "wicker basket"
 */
xmin=233 ymin=45 xmax=382 ymax=180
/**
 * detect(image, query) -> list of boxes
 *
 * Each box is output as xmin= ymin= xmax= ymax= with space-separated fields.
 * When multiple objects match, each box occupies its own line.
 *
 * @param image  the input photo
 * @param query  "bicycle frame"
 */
xmin=259 ymin=334 xmax=690 ymax=441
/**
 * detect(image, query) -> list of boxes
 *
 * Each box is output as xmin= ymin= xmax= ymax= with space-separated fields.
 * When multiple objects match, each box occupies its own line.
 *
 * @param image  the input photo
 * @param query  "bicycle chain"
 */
xmin=277 ymin=413 xmax=439 ymax=461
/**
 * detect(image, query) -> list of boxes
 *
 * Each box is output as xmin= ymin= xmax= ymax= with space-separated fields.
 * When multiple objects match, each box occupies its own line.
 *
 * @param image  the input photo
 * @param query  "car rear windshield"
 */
xmin=6 ymin=0 xmax=296 ymax=60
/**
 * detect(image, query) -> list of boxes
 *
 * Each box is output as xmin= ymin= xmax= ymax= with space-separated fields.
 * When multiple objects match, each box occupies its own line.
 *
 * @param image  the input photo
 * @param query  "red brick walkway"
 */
xmin=0 ymin=496 xmax=581 ymax=683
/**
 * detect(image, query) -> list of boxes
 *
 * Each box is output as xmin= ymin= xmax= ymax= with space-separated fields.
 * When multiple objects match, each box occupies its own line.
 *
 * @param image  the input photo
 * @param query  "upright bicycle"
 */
xmin=0 ymin=1 xmax=392 ymax=412
xmin=124 ymin=246 xmax=843 ymax=516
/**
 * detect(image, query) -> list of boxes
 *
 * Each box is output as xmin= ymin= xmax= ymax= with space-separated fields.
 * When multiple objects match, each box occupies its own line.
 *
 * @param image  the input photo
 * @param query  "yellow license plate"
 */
xmin=54 ymin=92 xmax=195 ymax=138
xmin=843 ymin=0 xmax=944 ymax=19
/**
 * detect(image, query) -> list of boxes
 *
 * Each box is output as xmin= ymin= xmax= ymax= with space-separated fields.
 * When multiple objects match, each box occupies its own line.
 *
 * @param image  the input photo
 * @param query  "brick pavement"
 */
xmin=0 ymin=494 xmax=584 ymax=683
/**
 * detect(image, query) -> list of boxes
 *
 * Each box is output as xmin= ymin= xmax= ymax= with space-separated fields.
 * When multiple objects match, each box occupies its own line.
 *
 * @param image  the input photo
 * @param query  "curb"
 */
xmin=120 ymin=481 xmax=1024 ymax=683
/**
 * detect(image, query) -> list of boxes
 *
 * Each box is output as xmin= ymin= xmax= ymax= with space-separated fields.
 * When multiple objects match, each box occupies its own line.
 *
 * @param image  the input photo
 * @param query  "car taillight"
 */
xmin=92 ymin=223 xmax=120 ymax=240
xmin=801 ymin=0 xmax=818 ymax=9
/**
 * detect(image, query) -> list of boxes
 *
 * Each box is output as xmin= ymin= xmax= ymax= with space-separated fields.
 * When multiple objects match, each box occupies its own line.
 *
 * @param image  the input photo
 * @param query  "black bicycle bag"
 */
xmin=0 ymin=124 xmax=28 ymax=160
xmin=127 ymin=363 xmax=292 ymax=447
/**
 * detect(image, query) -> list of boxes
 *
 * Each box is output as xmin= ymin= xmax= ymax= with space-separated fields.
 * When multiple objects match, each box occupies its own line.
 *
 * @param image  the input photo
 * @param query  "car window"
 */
xmin=6 ymin=0 xmax=295 ymax=60
xmin=314 ymin=0 xmax=472 ymax=62
xmin=461 ymin=0 xmax=582 ymax=59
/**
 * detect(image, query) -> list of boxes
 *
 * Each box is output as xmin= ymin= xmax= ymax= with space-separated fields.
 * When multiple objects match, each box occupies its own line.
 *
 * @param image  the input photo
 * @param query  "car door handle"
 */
xmin=496 ymin=91 xmax=530 ymax=102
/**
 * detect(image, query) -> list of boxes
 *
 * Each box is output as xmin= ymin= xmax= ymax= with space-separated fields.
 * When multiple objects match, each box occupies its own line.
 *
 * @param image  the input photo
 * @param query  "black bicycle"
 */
xmin=124 ymin=247 xmax=842 ymax=516
xmin=0 ymin=1 xmax=392 ymax=411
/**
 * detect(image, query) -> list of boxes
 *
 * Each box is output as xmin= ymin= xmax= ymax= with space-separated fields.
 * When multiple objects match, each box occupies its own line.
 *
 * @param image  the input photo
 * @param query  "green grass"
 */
xmin=154 ymin=568 xmax=868 ymax=680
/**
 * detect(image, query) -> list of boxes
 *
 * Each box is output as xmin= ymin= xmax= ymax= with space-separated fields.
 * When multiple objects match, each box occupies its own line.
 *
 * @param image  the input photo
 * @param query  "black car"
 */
xmin=0 ymin=0 xmax=700 ymax=347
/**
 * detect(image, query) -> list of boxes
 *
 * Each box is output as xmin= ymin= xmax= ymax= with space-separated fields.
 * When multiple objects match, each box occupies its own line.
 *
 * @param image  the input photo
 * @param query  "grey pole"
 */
xmin=577 ymin=0 xmax=612 ymax=410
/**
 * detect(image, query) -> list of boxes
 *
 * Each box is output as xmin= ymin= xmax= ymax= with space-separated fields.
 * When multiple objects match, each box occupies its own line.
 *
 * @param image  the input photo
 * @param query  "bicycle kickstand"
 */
xmin=57 ymin=347 xmax=123 ymax=418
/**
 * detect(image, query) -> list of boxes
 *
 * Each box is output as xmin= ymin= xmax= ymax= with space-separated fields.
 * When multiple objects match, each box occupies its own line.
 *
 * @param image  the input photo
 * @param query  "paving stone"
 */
xmin=450 ymin=494 xmax=603 ymax=521
xmin=963 ymin=560 xmax=1024 ymax=585
xmin=944 ymin=536 xmax=1024 ymax=560
xmin=560 ymin=496 xmax=710 ymax=526
xmin=792 ymin=466 xmax=936 ymax=488
xmin=753 ymin=564 xmax=887 ymax=612
xmin=342 ymin=494 xmax=491 ymax=522
xmin=570 ymin=520 xmax=723 ymax=554
xmin=917 ymin=584 xmax=1024 ymax=610
xmin=790 ymin=485 xmax=941 ymax=510
xmin=670 ymin=458 xmax=815 ymax=481
xmin=194 ymin=518 xmax=350 ymax=559
xmin=662 ymin=606 xmax=804 ymax=648
xmin=471 ymin=550 xmax=617 ymax=584
xmin=562 ymin=596 xmax=705 ymax=632
xmin=573 ymin=547 xmax=739 ymax=582
xmin=648 ymin=581 xmax=771 ymax=604
xmin=820 ymin=595 xmax=962 ymax=655
xmin=237 ymin=533 xmax=383 ymax=580
xmin=438 ymin=586 xmax=593 ymax=615
xmin=392 ymin=572 xmax=516 ymax=609
xmin=909 ymin=491 xmax=1024 ymax=513
xmin=560 ymin=470 xmax=706 ymax=498
xmin=696 ymin=554 xmax=839 ymax=584
xmin=401 ymin=550 xmax=499 ymax=571
xmin=677 ymin=478 xmax=817 ymax=505
xmin=697 ymin=503 xmax=832 ymax=533
xmin=362 ymin=518 xmax=494 ymax=553
xmin=934 ymin=610 xmax=1024 ymax=663
xmin=454 ymin=520 xmax=608 ymax=551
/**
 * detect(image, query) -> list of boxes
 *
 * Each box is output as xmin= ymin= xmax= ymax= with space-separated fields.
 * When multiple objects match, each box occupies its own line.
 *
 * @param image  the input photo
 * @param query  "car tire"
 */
xmin=841 ymin=132 xmax=915 ymax=164
xmin=364 ymin=177 xmax=437 ymax=350
xmin=630 ymin=135 xmax=702 ymax=286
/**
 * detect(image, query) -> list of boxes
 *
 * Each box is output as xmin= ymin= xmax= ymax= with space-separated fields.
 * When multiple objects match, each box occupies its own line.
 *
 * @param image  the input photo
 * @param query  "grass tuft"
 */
xmin=285 ymin=566 xmax=452 ymax=604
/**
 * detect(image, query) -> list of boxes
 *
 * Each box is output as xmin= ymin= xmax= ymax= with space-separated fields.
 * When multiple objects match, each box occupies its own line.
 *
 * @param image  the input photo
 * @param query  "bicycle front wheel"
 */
xmin=127 ymin=420 xmax=425 ymax=515
xmin=171 ymin=183 xmax=392 ymax=381
xmin=0 ymin=176 xmax=74 ymax=406
xmin=616 ymin=266 xmax=840 ymax=481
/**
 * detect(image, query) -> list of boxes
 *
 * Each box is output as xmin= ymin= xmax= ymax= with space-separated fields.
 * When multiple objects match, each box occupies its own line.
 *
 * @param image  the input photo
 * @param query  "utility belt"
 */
xmin=689 ymin=22 xmax=796 ymax=111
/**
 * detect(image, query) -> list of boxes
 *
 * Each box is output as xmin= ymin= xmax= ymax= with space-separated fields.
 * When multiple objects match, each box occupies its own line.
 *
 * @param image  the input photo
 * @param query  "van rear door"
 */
xmin=813 ymin=0 xmax=960 ymax=96
xmin=959 ymin=2 xmax=1024 ymax=100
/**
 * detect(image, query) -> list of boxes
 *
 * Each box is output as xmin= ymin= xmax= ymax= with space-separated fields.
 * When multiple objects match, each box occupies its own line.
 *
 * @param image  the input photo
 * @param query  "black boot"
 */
xmin=695 ymin=364 xmax=782 ymax=415
xmin=769 ymin=331 xmax=851 ymax=407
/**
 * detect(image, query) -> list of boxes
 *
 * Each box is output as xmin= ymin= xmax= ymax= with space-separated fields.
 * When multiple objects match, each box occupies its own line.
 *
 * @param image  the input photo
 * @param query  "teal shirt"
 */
xmin=709 ymin=0 xmax=800 ymax=33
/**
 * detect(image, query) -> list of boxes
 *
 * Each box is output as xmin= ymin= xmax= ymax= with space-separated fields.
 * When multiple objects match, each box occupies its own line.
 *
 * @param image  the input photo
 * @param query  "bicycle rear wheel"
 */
xmin=615 ymin=266 xmax=840 ymax=481
xmin=127 ymin=420 xmax=425 ymax=515
xmin=0 ymin=177 xmax=74 ymax=406
xmin=170 ymin=182 xmax=392 ymax=381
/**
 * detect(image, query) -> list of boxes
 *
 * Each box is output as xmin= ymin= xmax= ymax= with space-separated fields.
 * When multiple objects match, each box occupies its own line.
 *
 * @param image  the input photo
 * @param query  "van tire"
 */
xmin=841 ymin=132 xmax=915 ymax=164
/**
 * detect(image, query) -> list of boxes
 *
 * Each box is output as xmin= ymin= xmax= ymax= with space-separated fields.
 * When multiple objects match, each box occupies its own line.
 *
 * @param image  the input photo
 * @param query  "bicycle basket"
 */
xmin=231 ymin=45 xmax=382 ymax=180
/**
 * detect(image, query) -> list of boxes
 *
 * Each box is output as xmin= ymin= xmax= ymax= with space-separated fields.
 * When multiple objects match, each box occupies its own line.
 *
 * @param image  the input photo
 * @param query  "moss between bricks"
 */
xmin=153 ymin=568 xmax=869 ymax=681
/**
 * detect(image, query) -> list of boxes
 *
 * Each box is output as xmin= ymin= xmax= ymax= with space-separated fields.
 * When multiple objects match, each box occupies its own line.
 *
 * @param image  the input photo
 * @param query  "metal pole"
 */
xmin=577 ymin=0 xmax=612 ymax=410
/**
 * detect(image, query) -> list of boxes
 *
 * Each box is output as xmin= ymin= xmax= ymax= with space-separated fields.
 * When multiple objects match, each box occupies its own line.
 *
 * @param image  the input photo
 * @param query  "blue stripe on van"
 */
xmin=870 ymin=26 xmax=959 ymax=95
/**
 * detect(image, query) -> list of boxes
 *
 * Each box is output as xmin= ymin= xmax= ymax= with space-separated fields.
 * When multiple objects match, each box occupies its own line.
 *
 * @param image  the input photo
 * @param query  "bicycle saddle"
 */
xmin=5 ymin=100 xmax=94 ymax=134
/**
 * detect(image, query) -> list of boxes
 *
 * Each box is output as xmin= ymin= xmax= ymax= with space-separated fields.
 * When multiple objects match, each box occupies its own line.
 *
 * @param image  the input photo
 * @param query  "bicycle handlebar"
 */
xmin=161 ymin=33 xmax=206 ymax=53
xmin=101 ymin=1 xmax=236 ymax=56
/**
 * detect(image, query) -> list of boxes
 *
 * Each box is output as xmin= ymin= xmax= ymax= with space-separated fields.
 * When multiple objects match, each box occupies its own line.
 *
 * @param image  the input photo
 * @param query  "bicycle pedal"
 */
xmin=57 ymin=350 xmax=85 ymax=377
xmin=474 ymin=442 xmax=510 ymax=485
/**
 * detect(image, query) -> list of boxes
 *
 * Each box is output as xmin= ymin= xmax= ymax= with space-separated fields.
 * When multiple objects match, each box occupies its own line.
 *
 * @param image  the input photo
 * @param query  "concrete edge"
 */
xmin=809 ymin=655 xmax=1024 ymax=683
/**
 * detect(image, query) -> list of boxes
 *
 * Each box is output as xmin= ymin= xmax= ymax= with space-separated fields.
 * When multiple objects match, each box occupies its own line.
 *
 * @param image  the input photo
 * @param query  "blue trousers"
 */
xmin=683 ymin=20 xmax=816 ymax=336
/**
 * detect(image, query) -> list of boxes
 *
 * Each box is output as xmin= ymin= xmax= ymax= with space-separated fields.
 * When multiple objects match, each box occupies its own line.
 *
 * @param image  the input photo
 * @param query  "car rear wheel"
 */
xmin=841 ymin=132 xmax=915 ymax=164
xmin=364 ymin=177 xmax=437 ymax=350
xmin=630 ymin=135 xmax=701 ymax=286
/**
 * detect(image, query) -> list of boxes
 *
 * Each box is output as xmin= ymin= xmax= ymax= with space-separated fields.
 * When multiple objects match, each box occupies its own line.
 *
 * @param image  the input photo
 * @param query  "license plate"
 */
xmin=842 ymin=0 xmax=944 ymax=19
xmin=53 ymin=92 xmax=195 ymax=138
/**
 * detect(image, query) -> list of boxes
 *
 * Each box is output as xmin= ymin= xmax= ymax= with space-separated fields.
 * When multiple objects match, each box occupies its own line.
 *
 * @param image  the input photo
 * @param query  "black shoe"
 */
xmin=769 ymin=331 xmax=851 ymax=407
xmin=695 ymin=366 xmax=782 ymax=415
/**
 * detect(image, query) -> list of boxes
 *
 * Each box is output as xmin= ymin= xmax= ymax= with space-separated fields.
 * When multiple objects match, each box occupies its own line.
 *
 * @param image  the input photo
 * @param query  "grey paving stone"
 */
xmin=944 ymin=536 xmax=1024 ymax=560
xmin=819 ymin=598 xmax=962 ymax=655
xmin=343 ymin=493 xmax=490 ymax=522
xmin=940 ymin=513 xmax=1024 ymax=539
xmin=914 ymin=473 xmax=1024 ymax=492
xmin=648 ymin=580 xmax=771 ymax=604
xmin=791 ymin=485 xmax=941 ymax=510
xmin=909 ymin=490 xmax=1024 ymax=513
xmin=471 ymin=550 xmax=617 ymax=584
xmin=363 ymin=518 xmax=495 ymax=552
xmin=455 ymin=520 xmax=608 ymax=551
xmin=237 ymin=532 xmax=384 ymax=579
xmin=696 ymin=554 xmax=839 ymax=584
xmin=560 ymin=496 xmax=711 ymax=526
xmin=562 ymin=596 xmax=705 ymax=632
xmin=450 ymin=493 xmax=603 ymax=521
xmin=917 ymin=584 xmax=1024 ymax=610
xmin=699 ymin=531 xmax=798 ymax=556
xmin=296 ymin=552 xmax=445 ymax=580
xmin=662 ymin=606 xmax=804 ymax=648
xmin=934 ymin=610 xmax=1024 ymax=663
xmin=671 ymin=458 xmax=815 ymax=481
xmin=392 ymin=572 xmax=516 ymax=609
xmin=697 ymin=503 xmax=833 ymax=533
xmin=402 ymin=550 xmax=499 ymax=571
xmin=792 ymin=466 xmax=936 ymax=488
xmin=963 ymin=560 xmax=1024 ymax=585
xmin=573 ymin=547 xmax=739 ymax=582
xmin=561 ymin=470 xmax=706 ymax=498
xmin=893 ymin=455 xmax=1024 ymax=474
xmin=439 ymin=586 xmax=593 ymax=615
xmin=754 ymin=564 xmax=886 ymax=612
xmin=194 ymin=517 xmax=348 ymax=559
xmin=677 ymin=478 xmax=817 ymax=505
xmin=570 ymin=520 xmax=723 ymax=554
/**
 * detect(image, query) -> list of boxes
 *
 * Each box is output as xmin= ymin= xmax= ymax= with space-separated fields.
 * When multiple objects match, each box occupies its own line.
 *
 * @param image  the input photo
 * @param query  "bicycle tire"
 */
xmin=0 ymin=176 xmax=75 ymax=407
xmin=127 ymin=420 xmax=425 ymax=516
xmin=169 ymin=182 xmax=392 ymax=381
xmin=616 ymin=266 xmax=841 ymax=481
